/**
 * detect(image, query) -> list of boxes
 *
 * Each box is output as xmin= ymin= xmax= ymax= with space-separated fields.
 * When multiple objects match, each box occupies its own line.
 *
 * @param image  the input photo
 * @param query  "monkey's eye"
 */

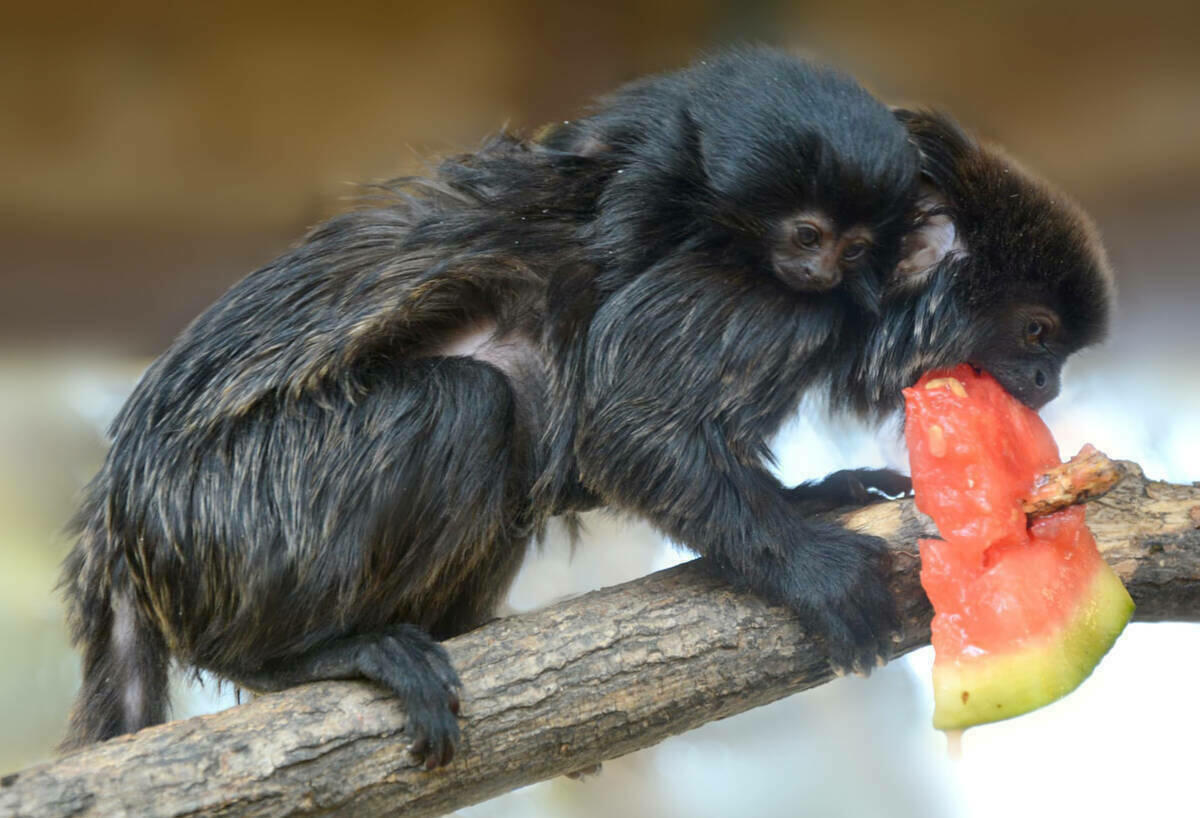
xmin=1025 ymin=319 xmax=1047 ymax=345
xmin=842 ymin=240 xmax=869 ymax=262
xmin=793 ymin=223 xmax=822 ymax=249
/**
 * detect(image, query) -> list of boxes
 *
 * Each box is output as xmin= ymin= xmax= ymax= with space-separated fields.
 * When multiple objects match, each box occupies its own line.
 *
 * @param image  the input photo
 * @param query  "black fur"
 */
xmin=860 ymin=109 xmax=1115 ymax=413
xmin=60 ymin=52 xmax=1112 ymax=768
xmin=542 ymin=49 xmax=917 ymax=312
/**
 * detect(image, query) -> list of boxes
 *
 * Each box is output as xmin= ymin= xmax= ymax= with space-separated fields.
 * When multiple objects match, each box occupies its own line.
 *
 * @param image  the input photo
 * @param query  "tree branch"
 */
xmin=3 ymin=462 xmax=1198 ymax=818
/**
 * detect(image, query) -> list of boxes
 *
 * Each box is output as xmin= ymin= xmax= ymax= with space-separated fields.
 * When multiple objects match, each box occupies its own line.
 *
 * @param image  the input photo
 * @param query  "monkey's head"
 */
xmin=686 ymin=50 xmax=919 ymax=310
xmin=856 ymin=109 xmax=1115 ymax=413
xmin=545 ymin=48 xmax=919 ymax=312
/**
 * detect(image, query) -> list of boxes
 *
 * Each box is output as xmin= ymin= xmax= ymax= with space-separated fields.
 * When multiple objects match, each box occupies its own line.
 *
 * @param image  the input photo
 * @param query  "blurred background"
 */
xmin=2 ymin=2 xmax=1197 ymax=816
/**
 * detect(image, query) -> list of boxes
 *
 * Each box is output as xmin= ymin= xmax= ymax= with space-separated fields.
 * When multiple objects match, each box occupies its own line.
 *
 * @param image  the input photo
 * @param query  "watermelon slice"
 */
xmin=903 ymin=364 xmax=1133 ymax=729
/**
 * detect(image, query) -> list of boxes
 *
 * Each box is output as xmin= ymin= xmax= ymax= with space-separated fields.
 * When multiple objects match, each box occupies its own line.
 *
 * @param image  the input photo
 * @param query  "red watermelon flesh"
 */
xmin=904 ymin=364 xmax=1133 ymax=729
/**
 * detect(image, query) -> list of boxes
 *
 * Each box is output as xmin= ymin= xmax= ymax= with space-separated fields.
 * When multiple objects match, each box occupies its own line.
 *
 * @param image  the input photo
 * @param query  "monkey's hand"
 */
xmin=788 ymin=468 xmax=912 ymax=515
xmin=771 ymin=518 xmax=900 ymax=675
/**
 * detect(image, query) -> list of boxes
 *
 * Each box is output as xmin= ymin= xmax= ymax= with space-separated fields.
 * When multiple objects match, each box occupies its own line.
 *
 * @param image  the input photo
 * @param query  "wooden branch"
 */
xmin=3 ymin=462 xmax=1198 ymax=818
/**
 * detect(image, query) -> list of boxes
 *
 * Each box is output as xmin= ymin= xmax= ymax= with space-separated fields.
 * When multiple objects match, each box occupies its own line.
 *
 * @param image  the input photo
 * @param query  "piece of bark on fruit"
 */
xmin=1021 ymin=444 xmax=1122 ymax=518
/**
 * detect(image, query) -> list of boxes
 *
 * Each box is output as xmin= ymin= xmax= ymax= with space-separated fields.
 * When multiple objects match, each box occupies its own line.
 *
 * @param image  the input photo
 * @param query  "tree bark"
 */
xmin=3 ymin=462 xmax=1197 ymax=818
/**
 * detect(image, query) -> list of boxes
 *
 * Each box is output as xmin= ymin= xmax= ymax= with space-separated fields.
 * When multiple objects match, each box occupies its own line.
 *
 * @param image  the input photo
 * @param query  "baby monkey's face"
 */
xmin=769 ymin=210 xmax=875 ymax=292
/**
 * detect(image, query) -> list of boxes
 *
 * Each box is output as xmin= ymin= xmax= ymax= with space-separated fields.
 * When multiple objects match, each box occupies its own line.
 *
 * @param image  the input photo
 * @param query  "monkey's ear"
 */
xmin=894 ymin=188 xmax=963 ymax=284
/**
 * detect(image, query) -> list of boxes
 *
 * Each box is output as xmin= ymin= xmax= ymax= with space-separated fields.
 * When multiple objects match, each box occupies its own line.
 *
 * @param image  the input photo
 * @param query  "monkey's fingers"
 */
xmin=791 ymin=469 xmax=913 ymax=516
xmin=417 ymin=637 xmax=464 ymax=714
xmin=819 ymin=602 xmax=885 ymax=676
xmin=837 ymin=583 xmax=899 ymax=673
xmin=849 ymin=468 xmax=914 ymax=500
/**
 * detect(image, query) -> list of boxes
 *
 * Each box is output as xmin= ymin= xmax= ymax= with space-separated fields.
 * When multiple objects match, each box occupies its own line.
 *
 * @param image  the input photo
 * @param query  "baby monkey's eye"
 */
xmin=793 ymin=223 xmax=822 ymax=248
xmin=841 ymin=240 xmax=869 ymax=262
xmin=1025 ymin=319 xmax=1047 ymax=345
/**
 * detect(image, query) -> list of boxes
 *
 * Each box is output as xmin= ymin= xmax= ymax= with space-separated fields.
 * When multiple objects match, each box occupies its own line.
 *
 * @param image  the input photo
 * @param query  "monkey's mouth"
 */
xmin=966 ymin=360 xmax=1057 ymax=410
xmin=773 ymin=261 xmax=839 ymax=293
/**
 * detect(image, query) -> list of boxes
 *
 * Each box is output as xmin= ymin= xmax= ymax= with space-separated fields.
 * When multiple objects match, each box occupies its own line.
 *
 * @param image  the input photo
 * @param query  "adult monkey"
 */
xmin=60 ymin=51 xmax=1112 ymax=771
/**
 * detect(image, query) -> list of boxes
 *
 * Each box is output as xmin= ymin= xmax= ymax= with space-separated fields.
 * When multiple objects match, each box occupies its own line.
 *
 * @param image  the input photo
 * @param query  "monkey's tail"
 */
xmin=60 ymin=529 xmax=170 ymax=751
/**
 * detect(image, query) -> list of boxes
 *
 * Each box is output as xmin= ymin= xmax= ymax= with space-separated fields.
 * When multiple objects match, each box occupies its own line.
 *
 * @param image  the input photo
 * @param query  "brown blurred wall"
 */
xmin=1 ymin=0 xmax=1197 ymax=353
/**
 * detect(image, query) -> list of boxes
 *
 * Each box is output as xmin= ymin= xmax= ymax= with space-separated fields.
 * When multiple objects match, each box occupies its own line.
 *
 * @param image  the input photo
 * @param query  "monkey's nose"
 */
xmin=774 ymin=259 xmax=840 ymax=292
xmin=1023 ymin=364 xmax=1060 ymax=409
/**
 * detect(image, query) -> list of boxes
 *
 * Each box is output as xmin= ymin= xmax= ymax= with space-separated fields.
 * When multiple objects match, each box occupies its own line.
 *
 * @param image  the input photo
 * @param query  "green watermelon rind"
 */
xmin=931 ymin=560 xmax=1135 ymax=730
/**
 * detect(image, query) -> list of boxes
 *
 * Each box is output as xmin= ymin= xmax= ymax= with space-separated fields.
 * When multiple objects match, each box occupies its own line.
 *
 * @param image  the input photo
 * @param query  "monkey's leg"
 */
xmin=178 ymin=356 xmax=535 ymax=768
xmin=789 ymin=468 xmax=912 ymax=515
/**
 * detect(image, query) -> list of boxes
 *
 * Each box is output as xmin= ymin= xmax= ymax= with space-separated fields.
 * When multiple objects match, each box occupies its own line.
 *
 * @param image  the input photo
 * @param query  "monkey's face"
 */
xmin=968 ymin=306 xmax=1067 ymax=408
xmin=770 ymin=211 xmax=875 ymax=293
xmin=676 ymin=50 xmax=917 ymax=308
xmin=883 ymin=109 xmax=1114 ymax=413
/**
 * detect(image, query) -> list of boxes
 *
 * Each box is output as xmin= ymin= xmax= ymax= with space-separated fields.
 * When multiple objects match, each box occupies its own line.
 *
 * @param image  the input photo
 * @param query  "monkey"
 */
xmin=58 ymin=48 xmax=1111 ymax=772
xmin=60 ymin=48 xmax=921 ymax=768
xmin=539 ymin=54 xmax=910 ymax=314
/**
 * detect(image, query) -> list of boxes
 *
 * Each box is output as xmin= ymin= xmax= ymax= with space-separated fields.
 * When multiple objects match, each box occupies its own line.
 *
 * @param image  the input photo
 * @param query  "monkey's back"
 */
xmin=64 ymin=136 xmax=598 ymax=677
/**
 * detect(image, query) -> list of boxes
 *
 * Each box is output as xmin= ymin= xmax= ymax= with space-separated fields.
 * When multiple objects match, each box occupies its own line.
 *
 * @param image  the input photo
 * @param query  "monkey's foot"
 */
xmin=356 ymin=625 xmax=463 ymax=769
xmin=790 ymin=468 xmax=912 ymax=515
xmin=228 ymin=624 xmax=462 ymax=769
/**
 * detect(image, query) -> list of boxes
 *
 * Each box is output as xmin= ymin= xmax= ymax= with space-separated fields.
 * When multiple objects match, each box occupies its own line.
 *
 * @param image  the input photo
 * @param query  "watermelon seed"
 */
xmin=928 ymin=425 xmax=947 ymax=458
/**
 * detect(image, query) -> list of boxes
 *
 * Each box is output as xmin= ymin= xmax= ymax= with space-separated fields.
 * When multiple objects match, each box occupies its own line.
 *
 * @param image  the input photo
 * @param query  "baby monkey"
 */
xmin=771 ymin=212 xmax=876 ymax=296
xmin=540 ymin=51 xmax=915 ymax=313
